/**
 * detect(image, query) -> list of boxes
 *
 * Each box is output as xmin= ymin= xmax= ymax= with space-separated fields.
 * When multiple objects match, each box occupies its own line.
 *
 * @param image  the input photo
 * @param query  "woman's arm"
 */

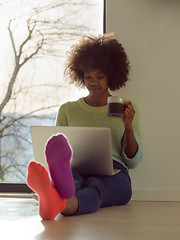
xmin=124 ymin=127 xmax=138 ymax=158
xmin=123 ymin=101 xmax=138 ymax=158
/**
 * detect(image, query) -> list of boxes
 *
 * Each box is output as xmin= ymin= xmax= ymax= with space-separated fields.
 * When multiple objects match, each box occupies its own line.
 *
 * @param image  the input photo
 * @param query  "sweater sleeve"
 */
xmin=55 ymin=103 xmax=69 ymax=126
xmin=122 ymin=140 xmax=142 ymax=169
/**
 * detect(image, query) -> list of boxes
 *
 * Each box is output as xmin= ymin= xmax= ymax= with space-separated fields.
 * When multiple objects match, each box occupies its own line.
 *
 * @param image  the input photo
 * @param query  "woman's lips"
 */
xmin=89 ymin=87 xmax=100 ymax=90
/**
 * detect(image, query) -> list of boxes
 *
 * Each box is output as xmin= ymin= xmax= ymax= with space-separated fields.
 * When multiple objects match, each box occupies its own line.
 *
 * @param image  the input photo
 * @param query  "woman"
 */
xmin=27 ymin=33 xmax=142 ymax=220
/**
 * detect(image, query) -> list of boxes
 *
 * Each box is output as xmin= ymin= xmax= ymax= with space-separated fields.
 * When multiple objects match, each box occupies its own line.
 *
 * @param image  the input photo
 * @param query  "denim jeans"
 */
xmin=72 ymin=161 xmax=132 ymax=215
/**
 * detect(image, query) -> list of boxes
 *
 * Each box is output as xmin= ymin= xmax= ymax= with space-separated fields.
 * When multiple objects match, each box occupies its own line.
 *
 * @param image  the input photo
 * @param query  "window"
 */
xmin=0 ymin=0 xmax=104 ymax=192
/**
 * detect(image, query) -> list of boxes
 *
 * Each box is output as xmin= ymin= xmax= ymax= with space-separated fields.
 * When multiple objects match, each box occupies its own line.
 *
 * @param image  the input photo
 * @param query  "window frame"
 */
xmin=0 ymin=0 xmax=106 ymax=194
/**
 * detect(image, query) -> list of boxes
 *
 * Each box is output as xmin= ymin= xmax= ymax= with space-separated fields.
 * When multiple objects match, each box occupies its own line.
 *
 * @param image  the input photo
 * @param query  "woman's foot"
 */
xmin=27 ymin=161 xmax=66 ymax=220
xmin=45 ymin=134 xmax=75 ymax=199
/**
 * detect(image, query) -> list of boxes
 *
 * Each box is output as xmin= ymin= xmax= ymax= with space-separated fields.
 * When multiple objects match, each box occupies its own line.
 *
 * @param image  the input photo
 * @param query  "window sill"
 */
xmin=0 ymin=183 xmax=33 ymax=193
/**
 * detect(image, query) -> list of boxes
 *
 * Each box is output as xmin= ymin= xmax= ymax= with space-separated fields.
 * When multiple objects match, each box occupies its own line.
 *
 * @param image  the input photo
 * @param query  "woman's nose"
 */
xmin=91 ymin=78 xmax=98 ymax=85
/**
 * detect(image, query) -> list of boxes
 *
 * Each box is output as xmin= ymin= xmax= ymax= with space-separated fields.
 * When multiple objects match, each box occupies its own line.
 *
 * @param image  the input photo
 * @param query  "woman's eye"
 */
xmin=84 ymin=75 xmax=104 ymax=80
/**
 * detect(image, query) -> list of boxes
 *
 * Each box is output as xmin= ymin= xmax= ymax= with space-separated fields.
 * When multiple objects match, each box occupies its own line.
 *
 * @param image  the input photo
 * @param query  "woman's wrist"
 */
xmin=125 ymin=125 xmax=133 ymax=132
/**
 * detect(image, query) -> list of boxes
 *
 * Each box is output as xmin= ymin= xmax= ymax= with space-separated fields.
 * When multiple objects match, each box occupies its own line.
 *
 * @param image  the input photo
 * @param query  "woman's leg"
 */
xmin=61 ymin=195 xmax=79 ymax=215
xmin=27 ymin=160 xmax=80 ymax=218
xmin=68 ymin=163 xmax=132 ymax=215
xmin=61 ymin=169 xmax=85 ymax=215
xmin=27 ymin=134 xmax=77 ymax=219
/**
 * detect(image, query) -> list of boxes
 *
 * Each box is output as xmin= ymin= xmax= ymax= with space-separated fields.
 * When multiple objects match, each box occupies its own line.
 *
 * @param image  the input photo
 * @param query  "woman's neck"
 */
xmin=84 ymin=93 xmax=111 ymax=107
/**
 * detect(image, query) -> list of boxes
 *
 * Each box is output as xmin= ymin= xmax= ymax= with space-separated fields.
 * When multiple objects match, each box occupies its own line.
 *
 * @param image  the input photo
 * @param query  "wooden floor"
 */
xmin=0 ymin=195 xmax=180 ymax=240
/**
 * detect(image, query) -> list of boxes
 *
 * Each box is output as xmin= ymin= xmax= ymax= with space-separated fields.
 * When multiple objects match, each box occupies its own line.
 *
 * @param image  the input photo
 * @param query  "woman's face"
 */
xmin=83 ymin=69 xmax=109 ymax=98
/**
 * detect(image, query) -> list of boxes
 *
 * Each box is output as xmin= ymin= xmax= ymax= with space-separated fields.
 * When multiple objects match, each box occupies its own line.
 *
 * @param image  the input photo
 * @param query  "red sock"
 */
xmin=26 ymin=161 xmax=66 ymax=220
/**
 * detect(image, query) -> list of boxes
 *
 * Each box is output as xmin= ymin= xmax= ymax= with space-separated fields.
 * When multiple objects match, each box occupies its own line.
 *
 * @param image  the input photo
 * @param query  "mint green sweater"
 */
xmin=56 ymin=98 xmax=142 ymax=169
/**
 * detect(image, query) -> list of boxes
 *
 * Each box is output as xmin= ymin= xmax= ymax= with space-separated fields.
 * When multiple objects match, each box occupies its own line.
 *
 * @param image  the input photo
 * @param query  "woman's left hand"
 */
xmin=122 ymin=101 xmax=135 ymax=130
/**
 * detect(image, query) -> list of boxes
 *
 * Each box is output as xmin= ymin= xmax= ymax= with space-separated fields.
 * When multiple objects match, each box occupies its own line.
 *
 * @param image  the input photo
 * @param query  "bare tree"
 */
xmin=0 ymin=0 xmax=96 ymax=182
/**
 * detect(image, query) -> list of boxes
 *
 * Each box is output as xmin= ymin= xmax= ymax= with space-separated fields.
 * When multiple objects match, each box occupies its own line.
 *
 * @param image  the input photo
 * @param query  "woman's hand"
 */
xmin=122 ymin=101 xmax=135 ymax=130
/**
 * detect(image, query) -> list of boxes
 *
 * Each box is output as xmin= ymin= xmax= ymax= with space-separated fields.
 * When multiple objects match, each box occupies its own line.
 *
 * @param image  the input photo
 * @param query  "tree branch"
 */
xmin=0 ymin=65 xmax=20 ymax=115
xmin=0 ymin=18 xmax=43 ymax=114
xmin=0 ymin=104 xmax=58 ymax=135
xmin=8 ymin=20 xmax=18 ymax=63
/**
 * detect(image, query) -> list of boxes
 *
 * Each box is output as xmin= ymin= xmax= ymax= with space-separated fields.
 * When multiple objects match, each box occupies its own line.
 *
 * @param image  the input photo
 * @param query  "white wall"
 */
xmin=106 ymin=0 xmax=180 ymax=201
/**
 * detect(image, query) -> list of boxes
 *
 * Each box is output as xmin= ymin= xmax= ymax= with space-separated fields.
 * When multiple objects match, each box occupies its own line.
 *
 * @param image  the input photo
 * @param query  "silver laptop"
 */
xmin=30 ymin=126 xmax=117 ymax=176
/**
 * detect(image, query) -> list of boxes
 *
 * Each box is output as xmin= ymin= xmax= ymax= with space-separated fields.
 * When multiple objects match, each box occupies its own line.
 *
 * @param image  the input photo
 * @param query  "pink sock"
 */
xmin=26 ymin=161 xmax=66 ymax=220
xmin=45 ymin=134 xmax=75 ymax=199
